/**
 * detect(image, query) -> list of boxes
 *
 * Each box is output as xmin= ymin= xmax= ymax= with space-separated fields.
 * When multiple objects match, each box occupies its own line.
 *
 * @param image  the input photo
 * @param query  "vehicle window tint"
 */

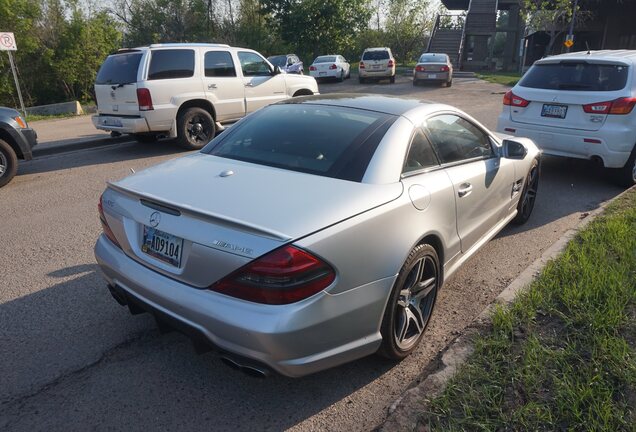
xmin=205 ymin=51 xmax=236 ymax=77
xmin=238 ymin=52 xmax=272 ymax=76
xmin=418 ymin=54 xmax=445 ymax=63
xmin=519 ymin=62 xmax=628 ymax=91
xmin=403 ymin=130 xmax=439 ymax=173
xmin=425 ymin=115 xmax=493 ymax=164
xmin=363 ymin=51 xmax=390 ymax=60
xmin=96 ymin=52 xmax=142 ymax=85
xmin=203 ymin=104 xmax=393 ymax=181
xmin=148 ymin=49 xmax=194 ymax=80
xmin=314 ymin=56 xmax=336 ymax=63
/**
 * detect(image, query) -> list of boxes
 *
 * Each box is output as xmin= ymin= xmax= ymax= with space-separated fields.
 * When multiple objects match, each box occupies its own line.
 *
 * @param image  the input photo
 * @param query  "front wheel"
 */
xmin=176 ymin=107 xmax=215 ymax=150
xmin=512 ymin=158 xmax=540 ymax=225
xmin=378 ymin=244 xmax=440 ymax=360
xmin=0 ymin=138 xmax=18 ymax=188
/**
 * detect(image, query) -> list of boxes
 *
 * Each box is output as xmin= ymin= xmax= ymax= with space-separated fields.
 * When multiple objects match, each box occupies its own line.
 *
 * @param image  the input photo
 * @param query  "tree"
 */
xmin=521 ymin=0 xmax=592 ymax=56
xmin=385 ymin=0 xmax=433 ymax=62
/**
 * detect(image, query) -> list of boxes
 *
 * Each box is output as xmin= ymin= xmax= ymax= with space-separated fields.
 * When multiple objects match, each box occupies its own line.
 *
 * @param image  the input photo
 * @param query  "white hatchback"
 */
xmin=497 ymin=50 xmax=636 ymax=186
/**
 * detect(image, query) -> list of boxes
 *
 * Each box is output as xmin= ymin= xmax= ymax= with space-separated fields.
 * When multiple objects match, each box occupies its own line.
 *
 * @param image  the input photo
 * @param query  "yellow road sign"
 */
xmin=564 ymin=39 xmax=574 ymax=48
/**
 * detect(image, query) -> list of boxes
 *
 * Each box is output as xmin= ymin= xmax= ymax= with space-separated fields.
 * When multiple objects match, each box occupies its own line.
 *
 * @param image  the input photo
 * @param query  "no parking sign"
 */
xmin=0 ymin=32 xmax=17 ymax=51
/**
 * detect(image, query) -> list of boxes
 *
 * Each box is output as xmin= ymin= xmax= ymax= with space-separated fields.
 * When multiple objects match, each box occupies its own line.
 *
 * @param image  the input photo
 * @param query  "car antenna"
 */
xmin=130 ymin=168 xmax=135 ymax=174
xmin=585 ymin=42 xmax=591 ymax=54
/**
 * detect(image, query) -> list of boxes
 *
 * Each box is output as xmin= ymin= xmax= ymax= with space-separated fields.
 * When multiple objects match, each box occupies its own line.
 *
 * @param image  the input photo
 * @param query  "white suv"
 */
xmin=93 ymin=43 xmax=319 ymax=149
xmin=497 ymin=50 xmax=636 ymax=186
xmin=359 ymin=48 xmax=396 ymax=84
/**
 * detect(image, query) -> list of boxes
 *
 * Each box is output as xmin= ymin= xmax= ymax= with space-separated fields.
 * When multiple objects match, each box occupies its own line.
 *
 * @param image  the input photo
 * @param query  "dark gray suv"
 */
xmin=0 ymin=107 xmax=37 ymax=188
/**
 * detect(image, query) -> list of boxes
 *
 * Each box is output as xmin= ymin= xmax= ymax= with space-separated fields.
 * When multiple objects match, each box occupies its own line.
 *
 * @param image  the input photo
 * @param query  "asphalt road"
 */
xmin=0 ymin=76 xmax=625 ymax=431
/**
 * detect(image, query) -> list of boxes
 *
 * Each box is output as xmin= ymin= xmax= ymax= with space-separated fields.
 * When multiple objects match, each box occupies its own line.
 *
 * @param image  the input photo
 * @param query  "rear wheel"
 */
xmin=176 ymin=107 xmax=215 ymax=150
xmin=0 ymin=139 xmax=18 ymax=188
xmin=338 ymin=70 xmax=344 ymax=82
xmin=512 ymin=158 xmax=540 ymax=225
xmin=610 ymin=145 xmax=636 ymax=187
xmin=390 ymin=75 xmax=396 ymax=84
xmin=378 ymin=244 xmax=440 ymax=360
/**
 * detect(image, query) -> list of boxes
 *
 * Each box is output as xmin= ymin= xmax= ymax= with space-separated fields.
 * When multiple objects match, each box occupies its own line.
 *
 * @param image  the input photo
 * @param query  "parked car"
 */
xmin=95 ymin=94 xmax=540 ymax=377
xmin=308 ymin=55 xmax=351 ymax=82
xmin=497 ymin=50 xmax=636 ymax=186
xmin=267 ymin=54 xmax=304 ymax=75
xmin=413 ymin=53 xmax=453 ymax=87
xmin=0 ymin=107 xmax=37 ymax=188
xmin=92 ymin=43 xmax=319 ymax=150
xmin=359 ymin=47 xmax=396 ymax=84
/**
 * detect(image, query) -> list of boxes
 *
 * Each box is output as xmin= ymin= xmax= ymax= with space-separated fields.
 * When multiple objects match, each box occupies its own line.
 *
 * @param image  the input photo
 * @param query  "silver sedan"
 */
xmin=95 ymin=94 xmax=540 ymax=377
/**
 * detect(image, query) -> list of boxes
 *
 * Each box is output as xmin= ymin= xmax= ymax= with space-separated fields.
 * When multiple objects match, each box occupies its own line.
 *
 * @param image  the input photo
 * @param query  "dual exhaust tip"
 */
xmin=107 ymin=284 xmax=271 ymax=378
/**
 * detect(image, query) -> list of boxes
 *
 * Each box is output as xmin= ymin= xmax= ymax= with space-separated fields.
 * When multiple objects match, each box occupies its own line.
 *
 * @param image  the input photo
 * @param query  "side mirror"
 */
xmin=502 ymin=139 xmax=528 ymax=160
xmin=273 ymin=65 xmax=282 ymax=75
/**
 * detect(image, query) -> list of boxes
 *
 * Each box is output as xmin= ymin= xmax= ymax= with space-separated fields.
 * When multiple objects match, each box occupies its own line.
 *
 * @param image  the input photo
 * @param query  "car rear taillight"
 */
xmin=359 ymin=61 xmax=365 ymax=69
xmin=583 ymin=97 xmax=636 ymax=115
xmin=440 ymin=65 xmax=450 ymax=72
xmin=210 ymin=245 xmax=336 ymax=305
xmin=415 ymin=65 xmax=426 ymax=72
xmin=329 ymin=64 xmax=337 ymax=70
xmin=388 ymin=59 xmax=394 ymax=68
xmin=98 ymin=194 xmax=121 ymax=248
xmin=309 ymin=65 xmax=317 ymax=71
xmin=137 ymin=88 xmax=153 ymax=111
xmin=503 ymin=90 xmax=530 ymax=107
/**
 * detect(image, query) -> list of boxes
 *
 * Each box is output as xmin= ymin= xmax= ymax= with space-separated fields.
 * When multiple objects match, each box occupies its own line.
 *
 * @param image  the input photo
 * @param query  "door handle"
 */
xmin=207 ymin=83 xmax=217 ymax=89
xmin=244 ymin=82 xmax=254 ymax=87
xmin=458 ymin=183 xmax=473 ymax=198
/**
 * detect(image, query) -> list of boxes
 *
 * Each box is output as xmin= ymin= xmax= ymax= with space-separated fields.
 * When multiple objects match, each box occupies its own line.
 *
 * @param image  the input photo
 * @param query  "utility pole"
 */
xmin=565 ymin=0 xmax=579 ymax=52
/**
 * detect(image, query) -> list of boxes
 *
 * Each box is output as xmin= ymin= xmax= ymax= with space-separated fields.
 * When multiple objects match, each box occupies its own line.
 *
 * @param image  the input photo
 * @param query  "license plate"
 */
xmin=541 ymin=104 xmax=568 ymax=119
xmin=373 ymin=65 xmax=381 ymax=69
xmin=428 ymin=74 xmax=438 ymax=79
xmin=142 ymin=226 xmax=183 ymax=267
xmin=319 ymin=72 xmax=326 ymax=75
xmin=102 ymin=117 xmax=122 ymax=127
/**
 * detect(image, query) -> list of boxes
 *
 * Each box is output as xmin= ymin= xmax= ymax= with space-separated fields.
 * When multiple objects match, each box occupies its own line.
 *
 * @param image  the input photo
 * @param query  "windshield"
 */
xmin=267 ymin=55 xmax=287 ymax=67
xmin=203 ymin=104 xmax=394 ymax=182
xmin=418 ymin=54 xmax=446 ymax=63
xmin=519 ymin=62 xmax=629 ymax=91
xmin=363 ymin=51 xmax=389 ymax=61
xmin=96 ymin=52 xmax=142 ymax=85
xmin=314 ymin=56 xmax=336 ymax=64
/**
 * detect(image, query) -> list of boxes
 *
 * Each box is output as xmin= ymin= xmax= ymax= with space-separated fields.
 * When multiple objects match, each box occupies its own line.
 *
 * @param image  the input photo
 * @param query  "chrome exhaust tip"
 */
xmin=220 ymin=355 xmax=270 ymax=378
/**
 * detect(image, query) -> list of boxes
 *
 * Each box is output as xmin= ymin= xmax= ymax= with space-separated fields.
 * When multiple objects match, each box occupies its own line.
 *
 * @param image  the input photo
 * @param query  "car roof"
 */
xmin=364 ymin=47 xmax=391 ymax=51
xmin=536 ymin=50 xmax=636 ymax=66
xmin=277 ymin=94 xmax=446 ymax=117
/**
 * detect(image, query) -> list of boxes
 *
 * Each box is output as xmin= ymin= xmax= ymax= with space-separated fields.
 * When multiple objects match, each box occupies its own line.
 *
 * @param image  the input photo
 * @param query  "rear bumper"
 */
xmin=309 ymin=70 xmax=340 ymax=79
xmin=414 ymin=71 xmax=450 ymax=82
xmin=359 ymin=69 xmax=395 ymax=78
xmin=92 ymin=114 xmax=150 ymax=134
xmin=94 ymin=235 xmax=393 ymax=377
xmin=497 ymin=114 xmax=635 ymax=168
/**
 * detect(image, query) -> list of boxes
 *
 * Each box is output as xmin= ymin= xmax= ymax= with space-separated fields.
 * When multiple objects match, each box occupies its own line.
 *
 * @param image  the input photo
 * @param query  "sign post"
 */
xmin=0 ymin=32 xmax=26 ymax=117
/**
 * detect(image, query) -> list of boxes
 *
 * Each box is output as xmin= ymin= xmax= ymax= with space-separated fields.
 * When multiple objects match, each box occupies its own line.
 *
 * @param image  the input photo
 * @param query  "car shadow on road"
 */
xmin=1 ymin=264 xmax=396 ymax=431
xmin=18 ymin=139 xmax=192 ymax=177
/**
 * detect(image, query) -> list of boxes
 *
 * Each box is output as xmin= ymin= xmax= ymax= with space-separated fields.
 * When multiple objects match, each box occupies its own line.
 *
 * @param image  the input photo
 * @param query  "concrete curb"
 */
xmin=33 ymin=135 xmax=132 ymax=158
xmin=379 ymin=186 xmax=635 ymax=432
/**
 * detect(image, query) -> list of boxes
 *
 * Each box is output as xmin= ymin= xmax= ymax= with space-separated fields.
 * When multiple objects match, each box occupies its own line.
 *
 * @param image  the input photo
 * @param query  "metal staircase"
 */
xmin=426 ymin=15 xmax=465 ymax=67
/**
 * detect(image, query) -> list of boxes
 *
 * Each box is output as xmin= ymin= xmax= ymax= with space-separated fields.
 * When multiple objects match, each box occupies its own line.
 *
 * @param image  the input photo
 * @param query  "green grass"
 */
xmin=477 ymin=72 xmax=522 ymax=86
xmin=421 ymin=189 xmax=636 ymax=431
xmin=25 ymin=112 xmax=84 ymax=122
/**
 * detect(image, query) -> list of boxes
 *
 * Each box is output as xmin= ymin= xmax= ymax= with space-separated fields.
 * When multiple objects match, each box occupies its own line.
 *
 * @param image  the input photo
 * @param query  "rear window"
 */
xmin=268 ymin=55 xmax=287 ymax=67
xmin=314 ymin=56 xmax=336 ymax=63
xmin=363 ymin=51 xmax=390 ymax=61
xmin=519 ymin=62 xmax=629 ymax=91
xmin=419 ymin=54 xmax=447 ymax=63
xmin=96 ymin=52 xmax=142 ymax=85
xmin=203 ymin=104 xmax=394 ymax=181
xmin=148 ymin=49 xmax=195 ymax=80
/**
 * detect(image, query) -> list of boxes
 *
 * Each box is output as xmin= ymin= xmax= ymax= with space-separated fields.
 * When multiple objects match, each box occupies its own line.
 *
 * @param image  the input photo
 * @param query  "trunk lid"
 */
xmin=103 ymin=153 xmax=402 ymax=286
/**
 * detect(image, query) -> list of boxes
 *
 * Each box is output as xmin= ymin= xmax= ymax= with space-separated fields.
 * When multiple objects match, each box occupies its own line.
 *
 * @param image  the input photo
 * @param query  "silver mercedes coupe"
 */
xmin=95 ymin=94 xmax=540 ymax=377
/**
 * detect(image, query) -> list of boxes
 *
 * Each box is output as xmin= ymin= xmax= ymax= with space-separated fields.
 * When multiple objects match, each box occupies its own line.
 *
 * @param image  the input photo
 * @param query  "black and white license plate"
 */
xmin=142 ymin=226 xmax=183 ymax=267
xmin=541 ymin=104 xmax=568 ymax=119
xmin=102 ymin=117 xmax=123 ymax=127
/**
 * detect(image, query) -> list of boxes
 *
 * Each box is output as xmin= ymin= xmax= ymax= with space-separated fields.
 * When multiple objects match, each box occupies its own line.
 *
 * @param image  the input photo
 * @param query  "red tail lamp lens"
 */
xmin=98 ymin=194 xmax=121 ymax=248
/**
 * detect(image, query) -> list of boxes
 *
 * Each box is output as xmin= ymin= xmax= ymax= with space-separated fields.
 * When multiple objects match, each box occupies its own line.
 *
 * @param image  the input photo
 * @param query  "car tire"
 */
xmin=133 ymin=133 xmax=158 ymax=143
xmin=346 ymin=69 xmax=351 ymax=79
xmin=176 ymin=107 xmax=215 ymax=150
xmin=610 ymin=144 xmax=636 ymax=187
xmin=390 ymin=75 xmax=396 ymax=84
xmin=338 ymin=70 xmax=344 ymax=82
xmin=378 ymin=243 xmax=440 ymax=360
xmin=359 ymin=77 xmax=365 ymax=84
xmin=512 ymin=158 xmax=540 ymax=225
xmin=447 ymin=79 xmax=453 ymax=87
xmin=0 ymin=138 xmax=18 ymax=188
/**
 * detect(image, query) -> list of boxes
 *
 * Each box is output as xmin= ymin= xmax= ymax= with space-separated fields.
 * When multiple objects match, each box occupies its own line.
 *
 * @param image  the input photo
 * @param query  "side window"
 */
xmin=403 ymin=130 xmax=439 ymax=173
xmin=424 ymin=114 xmax=493 ymax=164
xmin=148 ymin=49 xmax=195 ymax=80
xmin=204 ymin=51 xmax=236 ymax=77
xmin=238 ymin=52 xmax=272 ymax=77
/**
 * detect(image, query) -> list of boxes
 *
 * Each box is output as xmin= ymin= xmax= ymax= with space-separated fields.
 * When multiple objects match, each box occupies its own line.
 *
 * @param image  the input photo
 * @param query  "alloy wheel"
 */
xmin=519 ymin=165 xmax=539 ymax=219
xmin=0 ymin=150 xmax=7 ymax=177
xmin=186 ymin=114 xmax=211 ymax=145
xmin=393 ymin=255 xmax=438 ymax=350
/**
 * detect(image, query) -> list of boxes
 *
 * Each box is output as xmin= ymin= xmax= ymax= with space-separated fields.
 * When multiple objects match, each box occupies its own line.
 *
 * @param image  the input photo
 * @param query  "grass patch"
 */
xmin=477 ymin=72 xmax=522 ymax=86
xmin=25 ymin=112 xmax=84 ymax=122
xmin=422 ymin=188 xmax=636 ymax=431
